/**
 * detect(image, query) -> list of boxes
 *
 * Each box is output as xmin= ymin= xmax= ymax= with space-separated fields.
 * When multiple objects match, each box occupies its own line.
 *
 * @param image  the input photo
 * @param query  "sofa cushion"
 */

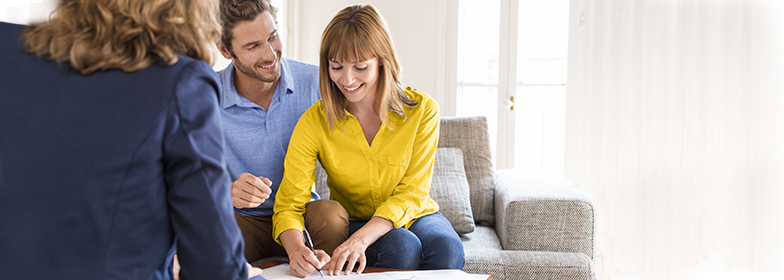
xmin=461 ymin=227 xmax=596 ymax=280
xmin=313 ymin=160 xmax=329 ymax=199
xmin=438 ymin=116 xmax=496 ymax=225
xmin=501 ymin=251 xmax=596 ymax=280
xmin=461 ymin=226 xmax=505 ymax=278
xmin=430 ymin=147 xmax=475 ymax=234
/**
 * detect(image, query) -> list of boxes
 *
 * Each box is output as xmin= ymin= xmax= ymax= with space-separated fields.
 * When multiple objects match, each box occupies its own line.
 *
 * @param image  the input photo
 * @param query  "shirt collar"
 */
xmin=219 ymin=65 xmax=242 ymax=109
xmin=278 ymin=57 xmax=294 ymax=96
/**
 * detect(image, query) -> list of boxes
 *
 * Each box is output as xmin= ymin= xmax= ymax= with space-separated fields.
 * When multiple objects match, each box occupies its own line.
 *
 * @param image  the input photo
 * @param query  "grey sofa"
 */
xmin=428 ymin=116 xmax=596 ymax=280
xmin=256 ymin=116 xmax=596 ymax=280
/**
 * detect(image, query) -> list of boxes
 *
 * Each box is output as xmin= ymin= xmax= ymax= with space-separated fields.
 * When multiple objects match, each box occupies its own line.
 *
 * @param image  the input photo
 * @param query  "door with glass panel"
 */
xmin=456 ymin=0 xmax=568 ymax=173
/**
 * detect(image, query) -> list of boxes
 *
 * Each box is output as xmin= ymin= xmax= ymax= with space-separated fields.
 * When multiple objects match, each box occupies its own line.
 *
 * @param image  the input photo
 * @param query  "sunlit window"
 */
xmin=456 ymin=0 xmax=568 ymax=173
xmin=456 ymin=0 xmax=501 ymax=163
xmin=515 ymin=0 xmax=568 ymax=173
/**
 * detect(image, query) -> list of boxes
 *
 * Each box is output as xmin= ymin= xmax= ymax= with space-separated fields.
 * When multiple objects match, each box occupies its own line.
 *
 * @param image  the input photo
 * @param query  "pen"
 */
xmin=303 ymin=228 xmax=324 ymax=278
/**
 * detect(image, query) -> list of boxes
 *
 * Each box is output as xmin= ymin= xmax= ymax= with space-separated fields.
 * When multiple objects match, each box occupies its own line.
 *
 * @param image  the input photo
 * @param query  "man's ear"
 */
xmin=218 ymin=43 xmax=233 ymax=60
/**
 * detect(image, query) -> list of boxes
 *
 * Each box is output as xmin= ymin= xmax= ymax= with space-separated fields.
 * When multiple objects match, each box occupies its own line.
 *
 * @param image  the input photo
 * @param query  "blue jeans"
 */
xmin=348 ymin=212 xmax=465 ymax=270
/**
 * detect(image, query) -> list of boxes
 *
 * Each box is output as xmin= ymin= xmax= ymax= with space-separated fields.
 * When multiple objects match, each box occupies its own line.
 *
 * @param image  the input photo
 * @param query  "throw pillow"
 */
xmin=430 ymin=147 xmax=475 ymax=234
xmin=438 ymin=116 xmax=496 ymax=226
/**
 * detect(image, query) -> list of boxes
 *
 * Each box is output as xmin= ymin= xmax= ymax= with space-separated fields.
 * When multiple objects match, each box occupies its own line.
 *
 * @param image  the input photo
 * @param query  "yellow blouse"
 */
xmin=273 ymin=88 xmax=440 ymax=243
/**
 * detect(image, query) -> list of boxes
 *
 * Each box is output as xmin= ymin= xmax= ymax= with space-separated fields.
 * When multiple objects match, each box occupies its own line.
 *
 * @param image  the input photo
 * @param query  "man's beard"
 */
xmin=234 ymin=50 xmax=282 ymax=83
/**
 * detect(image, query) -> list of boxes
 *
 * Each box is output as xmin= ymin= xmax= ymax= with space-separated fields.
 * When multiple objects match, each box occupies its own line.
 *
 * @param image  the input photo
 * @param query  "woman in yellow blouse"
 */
xmin=272 ymin=3 xmax=465 ymax=277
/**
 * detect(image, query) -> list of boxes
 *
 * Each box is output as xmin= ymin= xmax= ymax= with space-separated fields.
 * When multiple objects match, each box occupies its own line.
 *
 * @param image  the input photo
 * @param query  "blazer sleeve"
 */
xmin=163 ymin=61 xmax=248 ymax=280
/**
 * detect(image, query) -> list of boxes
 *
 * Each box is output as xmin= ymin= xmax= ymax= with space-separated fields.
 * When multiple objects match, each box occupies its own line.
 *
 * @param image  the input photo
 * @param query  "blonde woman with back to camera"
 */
xmin=0 ymin=0 xmax=262 ymax=279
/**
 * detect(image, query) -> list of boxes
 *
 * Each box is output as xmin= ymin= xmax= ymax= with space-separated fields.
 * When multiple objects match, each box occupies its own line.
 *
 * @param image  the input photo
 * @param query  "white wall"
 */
xmin=289 ymin=0 xmax=454 ymax=114
xmin=2 ymin=1 xmax=455 ymax=114
xmin=0 ymin=1 xmax=57 ymax=25
xmin=566 ymin=0 xmax=784 ymax=279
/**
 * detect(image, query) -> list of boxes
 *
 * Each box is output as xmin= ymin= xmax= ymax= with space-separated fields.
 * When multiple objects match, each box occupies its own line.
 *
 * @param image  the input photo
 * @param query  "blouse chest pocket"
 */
xmin=386 ymin=151 xmax=410 ymax=167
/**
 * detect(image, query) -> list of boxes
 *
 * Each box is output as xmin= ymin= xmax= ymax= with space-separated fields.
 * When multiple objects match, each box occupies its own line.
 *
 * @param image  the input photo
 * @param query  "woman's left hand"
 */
xmin=328 ymin=216 xmax=393 ymax=275
xmin=328 ymin=238 xmax=368 ymax=276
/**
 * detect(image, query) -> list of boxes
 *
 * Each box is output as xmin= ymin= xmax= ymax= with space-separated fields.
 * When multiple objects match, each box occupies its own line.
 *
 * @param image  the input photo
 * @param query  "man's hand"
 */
xmin=231 ymin=173 xmax=272 ymax=208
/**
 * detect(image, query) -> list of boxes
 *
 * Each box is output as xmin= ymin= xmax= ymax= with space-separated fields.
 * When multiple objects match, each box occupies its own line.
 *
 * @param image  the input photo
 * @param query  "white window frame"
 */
xmin=451 ymin=0 xmax=518 ymax=170
xmin=453 ymin=0 xmax=568 ymax=171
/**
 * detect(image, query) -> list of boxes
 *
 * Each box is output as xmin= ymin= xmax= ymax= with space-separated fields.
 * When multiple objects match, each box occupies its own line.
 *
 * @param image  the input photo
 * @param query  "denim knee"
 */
xmin=409 ymin=212 xmax=465 ymax=269
xmin=418 ymin=232 xmax=465 ymax=269
xmin=366 ymin=228 xmax=421 ymax=269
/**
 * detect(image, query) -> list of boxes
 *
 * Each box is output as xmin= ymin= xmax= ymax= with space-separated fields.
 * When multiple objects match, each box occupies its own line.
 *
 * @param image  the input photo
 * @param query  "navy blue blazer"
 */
xmin=0 ymin=22 xmax=249 ymax=279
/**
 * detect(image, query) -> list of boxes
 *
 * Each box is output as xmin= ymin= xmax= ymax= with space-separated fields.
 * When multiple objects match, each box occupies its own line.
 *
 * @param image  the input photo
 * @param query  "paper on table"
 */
xmin=383 ymin=270 xmax=484 ymax=280
xmin=261 ymin=264 xmax=485 ymax=280
xmin=261 ymin=263 xmax=363 ymax=279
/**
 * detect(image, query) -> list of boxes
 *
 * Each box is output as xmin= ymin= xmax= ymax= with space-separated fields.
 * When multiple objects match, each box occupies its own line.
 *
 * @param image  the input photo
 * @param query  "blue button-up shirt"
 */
xmin=217 ymin=57 xmax=321 ymax=217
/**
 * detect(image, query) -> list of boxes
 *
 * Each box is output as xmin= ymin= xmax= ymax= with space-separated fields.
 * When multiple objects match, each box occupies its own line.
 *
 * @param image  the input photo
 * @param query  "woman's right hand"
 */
xmin=328 ymin=238 xmax=368 ymax=276
xmin=247 ymin=263 xmax=263 ymax=279
xmin=288 ymin=246 xmax=329 ymax=278
xmin=280 ymin=229 xmax=330 ymax=278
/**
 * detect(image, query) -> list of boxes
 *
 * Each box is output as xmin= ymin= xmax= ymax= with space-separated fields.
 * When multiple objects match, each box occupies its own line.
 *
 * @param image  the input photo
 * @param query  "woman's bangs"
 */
xmin=328 ymin=26 xmax=376 ymax=63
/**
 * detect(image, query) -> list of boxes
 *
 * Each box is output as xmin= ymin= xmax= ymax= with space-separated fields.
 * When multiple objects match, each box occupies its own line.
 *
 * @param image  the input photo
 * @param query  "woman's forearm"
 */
xmin=280 ymin=229 xmax=309 ymax=255
xmin=348 ymin=216 xmax=394 ymax=247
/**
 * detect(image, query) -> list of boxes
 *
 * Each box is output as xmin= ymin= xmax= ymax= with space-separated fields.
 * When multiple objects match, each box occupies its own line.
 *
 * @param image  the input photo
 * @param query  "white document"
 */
xmin=260 ymin=264 xmax=361 ymax=279
xmin=261 ymin=264 xmax=487 ymax=280
xmin=383 ymin=270 xmax=488 ymax=280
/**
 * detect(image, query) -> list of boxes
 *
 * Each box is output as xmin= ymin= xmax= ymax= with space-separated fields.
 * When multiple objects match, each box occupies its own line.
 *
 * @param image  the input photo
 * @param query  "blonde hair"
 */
xmin=23 ymin=0 xmax=221 ymax=75
xmin=319 ymin=4 xmax=417 ymax=131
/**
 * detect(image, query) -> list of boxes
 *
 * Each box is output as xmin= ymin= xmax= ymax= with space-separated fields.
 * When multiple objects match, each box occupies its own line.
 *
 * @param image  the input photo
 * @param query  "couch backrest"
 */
xmin=312 ymin=116 xmax=497 ymax=226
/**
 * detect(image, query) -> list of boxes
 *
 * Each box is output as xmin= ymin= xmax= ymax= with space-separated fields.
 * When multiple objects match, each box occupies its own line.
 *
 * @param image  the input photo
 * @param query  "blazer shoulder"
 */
xmin=0 ymin=22 xmax=28 ymax=59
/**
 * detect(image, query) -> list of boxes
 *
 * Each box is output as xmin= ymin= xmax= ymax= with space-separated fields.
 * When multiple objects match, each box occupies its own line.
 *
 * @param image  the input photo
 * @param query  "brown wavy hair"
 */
xmin=22 ymin=0 xmax=221 ymax=75
xmin=319 ymin=4 xmax=417 ymax=131
xmin=219 ymin=0 xmax=277 ymax=56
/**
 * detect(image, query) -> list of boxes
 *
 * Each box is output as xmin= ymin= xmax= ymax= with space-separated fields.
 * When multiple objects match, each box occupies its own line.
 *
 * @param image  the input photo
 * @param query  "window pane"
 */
xmin=457 ymin=86 xmax=499 ymax=165
xmin=457 ymin=0 xmax=500 ymax=85
xmin=517 ymin=0 xmax=569 ymax=84
xmin=515 ymin=86 xmax=565 ymax=174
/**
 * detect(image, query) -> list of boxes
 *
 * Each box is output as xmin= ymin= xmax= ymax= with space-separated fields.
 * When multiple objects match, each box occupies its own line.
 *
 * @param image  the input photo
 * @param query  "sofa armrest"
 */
xmin=494 ymin=169 xmax=595 ymax=259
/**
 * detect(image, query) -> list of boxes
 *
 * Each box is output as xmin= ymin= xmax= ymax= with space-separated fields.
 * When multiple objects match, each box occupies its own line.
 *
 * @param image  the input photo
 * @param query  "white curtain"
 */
xmin=565 ymin=0 xmax=784 ymax=279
